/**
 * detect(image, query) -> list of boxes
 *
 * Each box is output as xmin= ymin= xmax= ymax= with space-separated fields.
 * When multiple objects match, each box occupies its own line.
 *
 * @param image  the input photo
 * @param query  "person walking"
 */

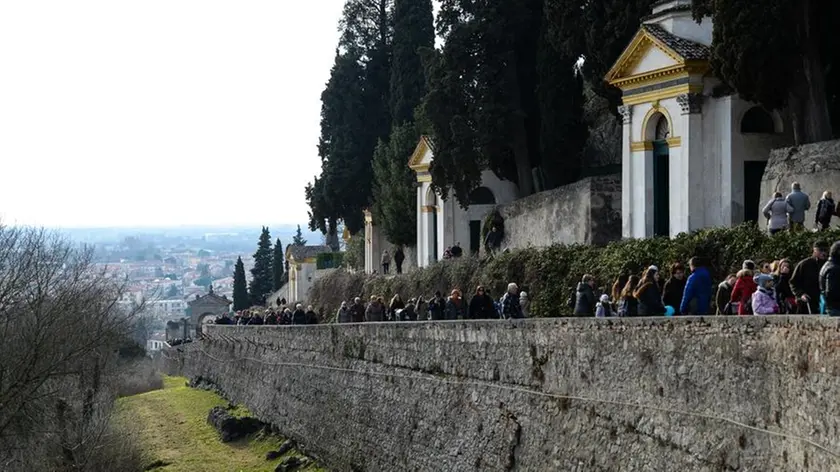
xmin=790 ymin=240 xmax=829 ymax=314
xmin=573 ymin=275 xmax=597 ymax=316
xmin=819 ymin=241 xmax=840 ymax=316
xmin=762 ymin=191 xmax=793 ymax=234
xmin=394 ymin=246 xmax=405 ymax=274
xmin=785 ymin=182 xmax=811 ymax=232
xmin=815 ymin=191 xmax=837 ymax=231
xmin=380 ymin=250 xmax=391 ymax=275
xmin=680 ymin=257 xmax=712 ymax=314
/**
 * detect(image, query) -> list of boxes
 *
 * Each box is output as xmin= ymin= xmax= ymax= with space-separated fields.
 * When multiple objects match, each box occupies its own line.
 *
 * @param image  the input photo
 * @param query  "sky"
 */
xmin=0 ymin=0 xmax=346 ymax=228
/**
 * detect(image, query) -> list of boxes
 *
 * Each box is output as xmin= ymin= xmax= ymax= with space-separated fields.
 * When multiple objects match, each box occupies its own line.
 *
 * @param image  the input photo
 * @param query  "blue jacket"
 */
xmin=680 ymin=266 xmax=712 ymax=314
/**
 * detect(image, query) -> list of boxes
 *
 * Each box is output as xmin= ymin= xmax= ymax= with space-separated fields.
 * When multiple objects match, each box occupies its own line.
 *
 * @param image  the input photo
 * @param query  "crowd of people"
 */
xmin=334 ymin=283 xmax=531 ymax=322
xmin=215 ymin=298 xmax=321 ymax=326
xmin=762 ymin=182 xmax=837 ymax=233
xmin=572 ymin=239 xmax=840 ymax=317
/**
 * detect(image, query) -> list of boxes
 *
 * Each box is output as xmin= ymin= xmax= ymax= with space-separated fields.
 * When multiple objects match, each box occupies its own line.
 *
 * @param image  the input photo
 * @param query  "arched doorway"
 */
xmin=198 ymin=312 xmax=215 ymax=336
xmin=651 ymin=113 xmax=671 ymax=237
xmin=424 ymin=187 xmax=438 ymax=263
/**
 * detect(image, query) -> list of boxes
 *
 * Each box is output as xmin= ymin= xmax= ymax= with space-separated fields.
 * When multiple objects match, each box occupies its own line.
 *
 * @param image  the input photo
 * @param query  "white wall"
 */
xmin=629 ymin=47 xmax=678 ymax=76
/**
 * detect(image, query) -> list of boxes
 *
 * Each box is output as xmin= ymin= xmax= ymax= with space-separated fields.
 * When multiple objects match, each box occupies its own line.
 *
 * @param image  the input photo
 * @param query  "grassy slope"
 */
xmin=116 ymin=376 xmax=324 ymax=472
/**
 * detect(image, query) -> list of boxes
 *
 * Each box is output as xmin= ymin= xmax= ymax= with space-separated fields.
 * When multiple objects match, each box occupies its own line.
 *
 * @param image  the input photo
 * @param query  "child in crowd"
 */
xmin=595 ymin=294 xmax=613 ymax=317
xmin=752 ymin=273 xmax=779 ymax=314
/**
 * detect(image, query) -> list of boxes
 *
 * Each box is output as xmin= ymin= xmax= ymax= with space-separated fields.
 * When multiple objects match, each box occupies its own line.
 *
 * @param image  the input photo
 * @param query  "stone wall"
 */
xmin=760 ymin=140 xmax=840 ymax=225
xmin=168 ymin=317 xmax=840 ymax=472
xmin=498 ymin=174 xmax=621 ymax=249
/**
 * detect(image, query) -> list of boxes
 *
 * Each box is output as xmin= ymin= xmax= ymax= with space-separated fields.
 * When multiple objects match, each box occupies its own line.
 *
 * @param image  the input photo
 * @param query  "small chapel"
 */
xmin=606 ymin=0 xmax=793 ymax=238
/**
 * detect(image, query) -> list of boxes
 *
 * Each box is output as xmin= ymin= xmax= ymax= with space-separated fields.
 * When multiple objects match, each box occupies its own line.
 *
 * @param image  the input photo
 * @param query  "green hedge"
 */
xmin=309 ymin=224 xmax=840 ymax=319
xmin=316 ymin=252 xmax=345 ymax=270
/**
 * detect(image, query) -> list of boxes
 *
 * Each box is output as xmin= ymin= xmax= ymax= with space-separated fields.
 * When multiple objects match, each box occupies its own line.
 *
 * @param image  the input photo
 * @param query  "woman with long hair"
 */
xmin=635 ymin=266 xmax=665 ymax=316
xmin=617 ymin=275 xmax=641 ymax=317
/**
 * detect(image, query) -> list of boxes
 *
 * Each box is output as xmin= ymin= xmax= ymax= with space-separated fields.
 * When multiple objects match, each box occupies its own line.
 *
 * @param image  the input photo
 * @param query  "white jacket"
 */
xmin=762 ymin=197 xmax=793 ymax=230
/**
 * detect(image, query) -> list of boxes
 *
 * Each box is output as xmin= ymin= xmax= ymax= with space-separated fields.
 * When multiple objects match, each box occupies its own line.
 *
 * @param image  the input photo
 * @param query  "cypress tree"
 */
xmin=292 ymin=225 xmax=307 ymax=246
xmin=248 ymin=227 xmax=274 ymax=306
xmin=272 ymin=238 xmax=285 ymax=290
xmin=232 ymin=256 xmax=249 ymax=311
xmin=389 ymin=0 xmax=434 ymax=126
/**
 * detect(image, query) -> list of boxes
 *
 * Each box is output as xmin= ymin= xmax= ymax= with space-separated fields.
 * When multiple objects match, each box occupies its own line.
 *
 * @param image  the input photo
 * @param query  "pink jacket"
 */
xmin=751 ymin=288 xmax=778 ymax=315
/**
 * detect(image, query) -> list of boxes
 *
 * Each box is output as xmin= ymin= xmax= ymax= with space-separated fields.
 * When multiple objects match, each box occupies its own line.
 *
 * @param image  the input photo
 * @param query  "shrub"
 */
xmin=308 ymin=223 xmax=840 ymax=319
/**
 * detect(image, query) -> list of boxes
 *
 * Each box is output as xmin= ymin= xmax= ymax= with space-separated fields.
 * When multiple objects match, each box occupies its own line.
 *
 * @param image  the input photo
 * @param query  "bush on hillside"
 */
xmin=309 ymin=224 xmax=840 ymax=319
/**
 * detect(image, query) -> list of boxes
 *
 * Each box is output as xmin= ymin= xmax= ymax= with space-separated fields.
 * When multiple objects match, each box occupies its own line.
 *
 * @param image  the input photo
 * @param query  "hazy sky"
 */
xmin=0 ymin=0 xmax=346 ymax=228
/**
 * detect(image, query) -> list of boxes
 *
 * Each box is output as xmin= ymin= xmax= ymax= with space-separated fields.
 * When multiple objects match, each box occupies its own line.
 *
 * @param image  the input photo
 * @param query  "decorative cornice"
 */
xmin=666 ymin=136 xmax=682 ymax=147
xmin=677 ymin=93 xmax=704 ymax=114
xmin=408 ymin=136 xmax=433 ymax=171
xmin=630 ymin=141 xmax=654 ymax=152
xmin=618 ymin=105 xmax=632 ymax=125
xmin=622 ymin=83 xmax=703 ymax=106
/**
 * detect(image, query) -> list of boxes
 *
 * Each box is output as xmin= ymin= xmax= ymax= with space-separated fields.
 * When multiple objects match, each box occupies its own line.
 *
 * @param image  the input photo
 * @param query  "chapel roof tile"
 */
xmin=287 ymin=245 xmax=332 ymax=261
xmin=642 ymin=24 xmax=709 ymax=60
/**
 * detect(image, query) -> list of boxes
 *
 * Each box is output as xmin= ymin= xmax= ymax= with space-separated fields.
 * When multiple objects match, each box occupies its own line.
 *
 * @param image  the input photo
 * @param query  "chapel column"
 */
xmin=416 ymin=184 xmax=424 ymax=267
xmin=677 ymin=93 xmax=706 ymax=232
xmin=618 ymin=105 xmax=633 ymax=238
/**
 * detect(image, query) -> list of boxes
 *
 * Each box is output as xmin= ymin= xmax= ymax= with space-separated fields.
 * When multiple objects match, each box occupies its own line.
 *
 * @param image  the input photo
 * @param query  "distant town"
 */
xmin=58 ymin=225 xmax=323 ymax=350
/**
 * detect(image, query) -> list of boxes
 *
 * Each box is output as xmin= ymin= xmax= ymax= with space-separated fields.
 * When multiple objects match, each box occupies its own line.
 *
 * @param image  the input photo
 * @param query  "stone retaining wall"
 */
xmin=167 ymin=317 xmax=840 ymax=471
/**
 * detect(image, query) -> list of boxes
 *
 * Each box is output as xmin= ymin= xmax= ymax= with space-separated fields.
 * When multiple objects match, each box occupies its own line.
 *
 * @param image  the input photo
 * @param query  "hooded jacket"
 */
xmin=680 ymin=266 xmax=712 ymax=314
xmin=574 ymin=282 xmax=596 ymax=316
xmin=730 ymin=276 xmax=757 ymax=315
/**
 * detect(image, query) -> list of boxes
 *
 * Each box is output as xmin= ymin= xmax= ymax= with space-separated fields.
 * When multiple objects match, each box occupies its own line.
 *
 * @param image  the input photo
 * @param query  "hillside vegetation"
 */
xmin=116 ymin=376 xmax=324 ymax=472
xmin=310 ymin=224 xmax=840 ymax=318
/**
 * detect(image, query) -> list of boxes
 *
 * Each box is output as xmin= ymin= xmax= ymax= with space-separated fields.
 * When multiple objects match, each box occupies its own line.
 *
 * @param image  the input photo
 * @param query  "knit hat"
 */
xmin=755 ymin=273 xmax=774 ymax=287
xmin=599 ymin=294 xmax=610 ymax=303
xmin=648 ymin=265 xmax=659 ymax=273
xmin=742 ymin=260 xmax=756 ymax=271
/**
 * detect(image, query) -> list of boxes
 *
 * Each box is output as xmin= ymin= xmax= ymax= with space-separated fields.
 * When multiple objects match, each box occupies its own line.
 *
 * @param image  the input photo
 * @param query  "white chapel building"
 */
xmin=606 ymin=0 xmax=792 ymax=238
xmin=408 ymin=136 xmax=518 ymax=267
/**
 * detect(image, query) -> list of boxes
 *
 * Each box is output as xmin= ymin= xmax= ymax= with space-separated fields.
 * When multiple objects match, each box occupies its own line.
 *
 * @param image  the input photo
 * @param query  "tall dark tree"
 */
xmin=545 ymin=0 xmax=658 ymax=112
xmin=307 ymin=0 xmax=394 ymax=236
xmin=292 ymin=225 xmax=307 ymax=246
xmin=372 ymin=122 xmax=420 ymax=246
xmin=371 ymin=0 xmax=434 ymax=246
xmin=248 ymin=227 xmax=274 ymax=306
xmin=389 ymin=0 xmax=434 ymax=126
xmin=691 ymin=0 xmax=840 ymax=144
xmin=422 ymin=0 xmax=587 ymax=204
xmin=272 ymin=238 xmax=285 ymax=290
xmin=232 ymin=256 xmax=249 ymax=311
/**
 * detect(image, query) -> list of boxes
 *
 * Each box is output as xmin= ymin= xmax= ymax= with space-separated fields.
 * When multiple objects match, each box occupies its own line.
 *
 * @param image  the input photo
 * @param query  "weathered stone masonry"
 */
xmin=167 ymin=317 xmax=840 ymax=472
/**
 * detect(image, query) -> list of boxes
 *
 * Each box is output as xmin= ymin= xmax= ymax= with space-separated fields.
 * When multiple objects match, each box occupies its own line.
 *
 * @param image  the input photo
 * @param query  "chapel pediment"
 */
xmin=408 ymin=135 xmax=434 ymax=171
xmin=606 ymin=24 xmax=710 ymax=90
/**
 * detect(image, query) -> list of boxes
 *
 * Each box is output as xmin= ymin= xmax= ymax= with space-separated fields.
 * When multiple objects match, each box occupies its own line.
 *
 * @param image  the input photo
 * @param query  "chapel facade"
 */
xmin=607 ymin=0 xmax=793 ymax=238
xmin=408 ymin=136 xmax=518 ymax=267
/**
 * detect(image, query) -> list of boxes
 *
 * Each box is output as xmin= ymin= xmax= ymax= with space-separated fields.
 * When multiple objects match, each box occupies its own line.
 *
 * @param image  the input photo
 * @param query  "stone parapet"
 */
xmin=169 ymin=317 xmax=840 ymax=471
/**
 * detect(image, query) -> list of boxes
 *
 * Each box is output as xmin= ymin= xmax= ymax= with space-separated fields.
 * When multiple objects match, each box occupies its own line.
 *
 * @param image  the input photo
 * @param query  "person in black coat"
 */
xmin=790 ymin=240 xmax=829 ymax=314
xmin=573 ymin=275 xmax=597 ymax=316
xmin=661 ymin=263 xmax=687 ymax=313
xmin=394 ymin=247 xmax=406 ymax=274
xmin=428 ymin=291 xmax=445 ymax=321
xmin=468 ymin=286 xmax=495 ymax=319
xmin=635 ymin=266 xmax=665 ymax=316
xmin=292 ymin=304 xmax=307 ymax=325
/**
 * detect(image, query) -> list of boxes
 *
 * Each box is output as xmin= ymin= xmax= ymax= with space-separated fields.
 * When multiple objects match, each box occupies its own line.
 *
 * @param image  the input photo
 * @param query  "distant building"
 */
xmin=186 ymin=287 xmax=231 ymax=336
xmin=285 ymin=245 xmax=332 ymax=303
xmin=146 ymin=332 xmax=167 ymax=354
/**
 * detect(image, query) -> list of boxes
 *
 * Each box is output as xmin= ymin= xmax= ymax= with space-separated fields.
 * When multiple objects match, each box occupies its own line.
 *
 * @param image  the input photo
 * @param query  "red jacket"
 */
xmin=730 ymin=276 xmax=758 ymax=315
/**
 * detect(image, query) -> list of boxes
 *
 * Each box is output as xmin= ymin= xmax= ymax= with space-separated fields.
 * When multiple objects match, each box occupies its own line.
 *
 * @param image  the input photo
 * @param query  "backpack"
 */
xmin=566 ymin=288 xmax=577 ymax=310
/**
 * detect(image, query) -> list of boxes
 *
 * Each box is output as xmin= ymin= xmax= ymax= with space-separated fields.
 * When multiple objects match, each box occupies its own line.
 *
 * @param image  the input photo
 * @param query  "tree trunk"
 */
xmin=790 ymin=0 xmax=833 ymax=145
xmin=505 ymin=53 xmax=535 ymax=197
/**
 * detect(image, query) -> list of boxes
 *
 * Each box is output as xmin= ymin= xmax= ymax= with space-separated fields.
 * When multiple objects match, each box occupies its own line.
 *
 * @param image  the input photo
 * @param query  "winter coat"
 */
xmin=617 ymin=296 xmax=638 ymax=317
xmin=428 ymin=297 xmax=445 ymax=321
xmin=715 ymin=281 xmax=733 ymax=314
xmin=291 ymin=309 xmax=307 ymax=325
xmin=816 ymin=198 xmax=836 ymax=227
xmin=380 ymin=252 xmax=391 ymax=264
xmin=389 ymin=300 xmax=405 ymax=320
xmin=680 ymin=267 xmax=713 ymax=314
xmin=336 ymin=307 xmax=351 ymax=323
xmin=774 ymin=273 xmax=795 ymax=312
xmin=394 ymin=249 xmax=405 ymax=264
xmin=574 ymin=283 xmax=596 ymax=316
xmin=595 ymin=302 xmax=612 ymax=318
xmin=751 ymin=288 xmax=778 ymax=314
xmin=819 ymin=257 xmax=840 ymax=311
xmin=636 ymin=282 xmax=665 ymax=316
xmin=350 ymin=303 xmax=365 ymax=323
xmin=790 ymin=257 xmax=826 ymax=303
xmin=365 ymin=302 xmax=385 ymax=322
xmin=730 ymin=276 xmax=757 ymax=315
xmin=444 ymin=297 xmax=465 ymax=320
xmin=469 ymin=294 xmax=495 ymax=319
xmin=785 ymin=190 xmax=811 ymax=223
xmin=762 ymin=197 xmax=793 ymax=230
xmin=501 ymin=292 xmax=524 ymax=319
xmin=662 ymin=277 xmax=687 ymax=313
